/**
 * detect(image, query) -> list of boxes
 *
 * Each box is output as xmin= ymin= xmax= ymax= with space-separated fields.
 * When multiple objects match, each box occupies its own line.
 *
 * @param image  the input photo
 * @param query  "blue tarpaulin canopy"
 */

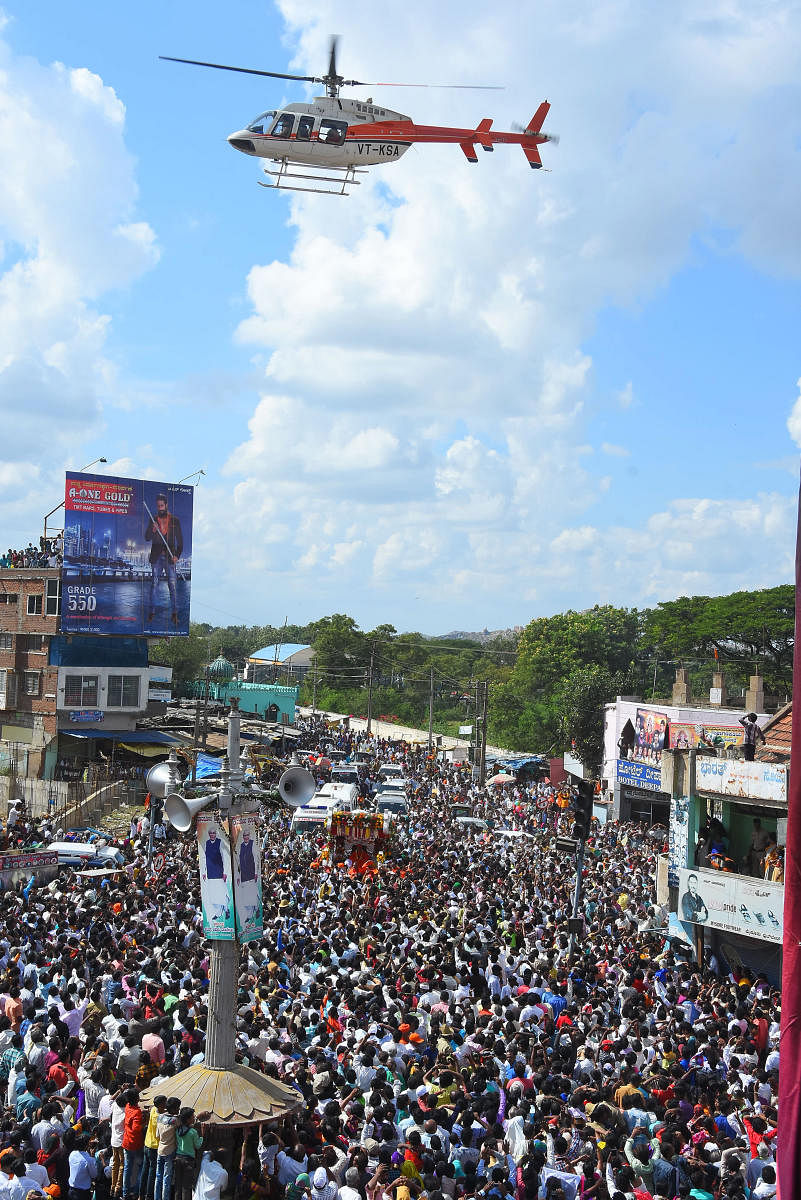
xmin=194 ymin=753 xmax=224 ymax=779
xmin=492 ymin=755 xmax=548 ymax=771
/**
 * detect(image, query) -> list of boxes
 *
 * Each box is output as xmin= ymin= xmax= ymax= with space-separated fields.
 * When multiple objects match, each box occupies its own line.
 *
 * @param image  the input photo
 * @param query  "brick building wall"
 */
xmin=0 ymin=568 xmax=61 ymax=742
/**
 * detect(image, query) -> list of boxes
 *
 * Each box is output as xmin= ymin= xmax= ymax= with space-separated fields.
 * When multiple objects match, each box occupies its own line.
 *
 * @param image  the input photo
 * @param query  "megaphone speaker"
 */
xmin=277 ymin=767 xmax=316 ymax=809
xmin=164 ymin=792 xmax=216 ymax=833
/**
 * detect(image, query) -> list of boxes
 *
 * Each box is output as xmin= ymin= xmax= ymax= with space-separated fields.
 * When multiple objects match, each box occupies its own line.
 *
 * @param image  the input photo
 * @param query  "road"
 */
xmin=296 ymin=705 xmax=512 ymax=759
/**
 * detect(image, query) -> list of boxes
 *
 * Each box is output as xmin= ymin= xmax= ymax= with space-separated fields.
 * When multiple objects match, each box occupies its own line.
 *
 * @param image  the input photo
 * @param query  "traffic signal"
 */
xmin=573 ymin=779 xmax=594 ymax=842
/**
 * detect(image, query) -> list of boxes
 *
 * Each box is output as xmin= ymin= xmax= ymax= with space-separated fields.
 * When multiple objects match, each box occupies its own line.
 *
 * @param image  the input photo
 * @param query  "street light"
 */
xmin=43 ymin=457 xmax=108 ymax=542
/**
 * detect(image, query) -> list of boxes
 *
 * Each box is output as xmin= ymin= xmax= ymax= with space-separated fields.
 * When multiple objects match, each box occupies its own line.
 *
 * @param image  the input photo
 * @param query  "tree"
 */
xmin=557 ymin=665 xmax=632 ymax=773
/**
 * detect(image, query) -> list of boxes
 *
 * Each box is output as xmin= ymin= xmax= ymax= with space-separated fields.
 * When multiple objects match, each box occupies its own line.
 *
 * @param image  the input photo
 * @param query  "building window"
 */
xmin=0 ymin=634 xmax=12 ymax=652
xmin=19 ymin=634 xmax=46 ymax=653
xmin=0 ymin=594 xmax=17 ymax=605
xmin=64 ymin=675 xmax=99 ymax=707
xmin=46 ymin=578 xmax=61 ymax=616
xmin=23 ymin=671 xmax=40 ymax=697
xmin=0 ymin=669 xmax=15 ymax=708
xmin=107 ymin=675 xmax=140 ymax=708
xmin=26 ymin=594 xmax=42 ymax=616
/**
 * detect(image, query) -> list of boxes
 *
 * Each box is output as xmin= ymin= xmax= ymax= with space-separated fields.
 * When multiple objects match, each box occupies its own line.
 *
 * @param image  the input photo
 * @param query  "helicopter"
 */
xmin=160 ymin=38 xmax=557 ymax=195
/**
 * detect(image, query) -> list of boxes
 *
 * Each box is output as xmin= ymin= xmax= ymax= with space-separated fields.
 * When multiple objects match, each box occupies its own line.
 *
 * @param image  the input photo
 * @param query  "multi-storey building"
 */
xmin=0 ymin=565 xmax=173 ymax=780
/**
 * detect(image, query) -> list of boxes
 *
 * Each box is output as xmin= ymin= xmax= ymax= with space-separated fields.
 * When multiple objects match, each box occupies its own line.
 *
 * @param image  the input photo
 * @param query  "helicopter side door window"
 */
xmin=319 ymin=119 xmax=347 ymax=146
xmin=270 ymin=114 xmax=295 ymax=138
xmin=296 ymin=116 xmax=314 ymax=141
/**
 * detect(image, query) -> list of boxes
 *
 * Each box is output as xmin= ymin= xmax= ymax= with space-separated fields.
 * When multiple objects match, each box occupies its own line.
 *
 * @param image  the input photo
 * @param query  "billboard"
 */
xmin=677 ymin=866 xmax=783 ymax=944
xmin=231 ymin=814 xmax=263 ymax=943
xmin=669 ymin=722 xmax=743 ymax=750
xmin=632 ymin=707 xmax=669 ymax=764
xmin=62 ymin=472 xmax=193 ymax=636
xmin=196 ymin=814 xmax=235 ymax=940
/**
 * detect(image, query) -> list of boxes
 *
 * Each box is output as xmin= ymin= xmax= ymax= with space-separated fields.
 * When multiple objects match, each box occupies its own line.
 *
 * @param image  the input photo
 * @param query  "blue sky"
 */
xmin=1 ymin=0 xmax=800 ymax=632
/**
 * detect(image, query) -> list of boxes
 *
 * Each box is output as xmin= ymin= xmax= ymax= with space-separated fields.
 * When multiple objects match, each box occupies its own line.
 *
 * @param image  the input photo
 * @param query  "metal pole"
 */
xmin=366 ymin=643 xmax=375 ymax=737
xmin=428 ymin=666 xmax=434 ymax=751
xmin=202 ymin=667 xmax=210 ymax=749
xmin=312 ymin=661 xmax=318 ymax=717
xmin=479 ymin=681 xmax=489 ymax=782
xmin=567 ymin=839 xmax=585 ymax=967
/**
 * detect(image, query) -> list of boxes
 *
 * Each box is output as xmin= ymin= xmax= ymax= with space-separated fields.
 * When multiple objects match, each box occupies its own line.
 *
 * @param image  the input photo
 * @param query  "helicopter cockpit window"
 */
xmin=296 ymin=116 xmax=315 ymax=141
xmin=319 ymin=118 xmax=347 ymax=146
xmin=247 ymin=111 xmax=275 ymax=135
xmin=270 ymin=113 xmax=295 ymax=138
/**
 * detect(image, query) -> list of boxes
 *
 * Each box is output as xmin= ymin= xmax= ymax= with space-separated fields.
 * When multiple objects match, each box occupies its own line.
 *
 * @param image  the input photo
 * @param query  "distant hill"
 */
xmin=437 ymin=627 xmax=522 ymax=645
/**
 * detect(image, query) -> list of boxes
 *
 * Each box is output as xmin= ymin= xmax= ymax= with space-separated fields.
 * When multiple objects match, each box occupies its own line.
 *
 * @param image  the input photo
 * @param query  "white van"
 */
xmin=378 ymin=764 xmax=405 ymax=782
xmin=290 ymin=781 xmax=358 ymax=835
xmin=375 ymin=791 xmax=408 ymax=825
xmin=316 ymin=782 xmax=359 ymax=810
xmin=47 ymin=841 xmax=125 ymax=868
xmin=290 ymin=807 xmax=332 ymax=835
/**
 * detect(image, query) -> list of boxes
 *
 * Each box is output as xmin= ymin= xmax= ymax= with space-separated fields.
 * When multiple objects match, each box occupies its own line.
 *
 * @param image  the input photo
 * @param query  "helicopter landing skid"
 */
xmin=259 ymin=159 xmax=366 ymax=196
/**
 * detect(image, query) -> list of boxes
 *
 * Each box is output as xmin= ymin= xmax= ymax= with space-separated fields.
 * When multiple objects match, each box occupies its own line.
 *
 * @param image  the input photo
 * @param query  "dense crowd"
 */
xmin=0 ymin=538 xmax=63 ymax=570
xmin=0 ymin=716 xmax=779 ymax=1200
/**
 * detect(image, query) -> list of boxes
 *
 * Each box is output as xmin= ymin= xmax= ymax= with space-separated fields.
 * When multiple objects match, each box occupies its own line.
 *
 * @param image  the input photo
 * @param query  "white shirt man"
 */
xmin=193 ymin=1152 xmax=228 ymax=1200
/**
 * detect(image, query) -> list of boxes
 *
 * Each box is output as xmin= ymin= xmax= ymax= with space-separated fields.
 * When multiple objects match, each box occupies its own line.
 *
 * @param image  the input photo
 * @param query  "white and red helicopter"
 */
xmin=161 ymin=38 xmax=557 ymax=195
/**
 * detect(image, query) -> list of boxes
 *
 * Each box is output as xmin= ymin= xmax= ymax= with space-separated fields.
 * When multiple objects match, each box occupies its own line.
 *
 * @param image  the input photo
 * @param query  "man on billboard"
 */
xmin=680 ymin=873 xmax=709 ymax=923
xmin=145 ymin=493 xmax=184 ymax=628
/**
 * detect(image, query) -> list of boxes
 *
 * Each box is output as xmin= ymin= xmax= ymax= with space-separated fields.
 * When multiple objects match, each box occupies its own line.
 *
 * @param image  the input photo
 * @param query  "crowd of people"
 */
xmin=0 ymin=538 xmax=63 ymax=570
xmin=0 ymin=715 xmax=780 ymax=1200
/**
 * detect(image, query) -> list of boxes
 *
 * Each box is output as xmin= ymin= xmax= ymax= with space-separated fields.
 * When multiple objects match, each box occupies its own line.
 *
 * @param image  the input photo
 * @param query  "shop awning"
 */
xmin=62 ymin=730 xmax=182 ymax=745
xmin=118 ymin=743 xmax=169 ymax=757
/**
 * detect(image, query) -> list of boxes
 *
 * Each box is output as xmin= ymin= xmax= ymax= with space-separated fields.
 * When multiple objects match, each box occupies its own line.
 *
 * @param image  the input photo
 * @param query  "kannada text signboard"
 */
xmin=616 ymin=758 xmax=662 ymax=791
xmin=696 ymin=757 xmax=787 ymax=805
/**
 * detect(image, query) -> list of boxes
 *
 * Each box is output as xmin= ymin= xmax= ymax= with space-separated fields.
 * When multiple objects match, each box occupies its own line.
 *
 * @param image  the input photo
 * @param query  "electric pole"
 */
xmin=428 ymin=665 xmax=435 ymax=750
xmin=311 ymin=659 xmax=318 ymax=716
xmin=366 ymin=642 xmax=376 ymax=736
xmin=478 ymin=680 xmax=489 ymax=782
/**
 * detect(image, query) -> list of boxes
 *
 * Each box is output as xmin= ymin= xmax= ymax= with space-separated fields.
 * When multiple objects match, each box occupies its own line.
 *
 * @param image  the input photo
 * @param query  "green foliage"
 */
xmin=167 ymin=582 xmax=793 ymax=757
xmin=557 ymin=665 xmax=633 ymax=773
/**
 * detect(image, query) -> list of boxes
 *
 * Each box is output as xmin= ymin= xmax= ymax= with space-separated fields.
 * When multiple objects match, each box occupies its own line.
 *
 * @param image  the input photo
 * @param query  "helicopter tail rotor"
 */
xmin=512 ymin=120 xmax=559 ymax=144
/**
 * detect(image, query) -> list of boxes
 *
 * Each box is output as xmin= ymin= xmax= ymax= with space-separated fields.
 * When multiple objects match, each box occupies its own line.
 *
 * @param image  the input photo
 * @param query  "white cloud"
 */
xmin=787 ymin=377 xmax=801 ymax=448
xmin=0 ymin=29 xmax=158 ymax=541
xmin=208 ymin=0 xmax=801 ymax=627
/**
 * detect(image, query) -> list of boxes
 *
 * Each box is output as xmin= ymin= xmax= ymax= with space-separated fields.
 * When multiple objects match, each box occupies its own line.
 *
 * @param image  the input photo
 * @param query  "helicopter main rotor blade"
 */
xmin=159 ymin=55 xmax=320 ymax=83
xmin=345 ymin=80 xmax=504 ymax=89
xmin=328 ymin=35 xmax=340 ymax=80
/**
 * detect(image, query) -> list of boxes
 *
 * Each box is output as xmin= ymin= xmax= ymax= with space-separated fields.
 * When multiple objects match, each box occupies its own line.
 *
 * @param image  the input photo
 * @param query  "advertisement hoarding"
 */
xmin=677 ymin=866 xmax=783 ymax=943
xmin=632 ymin=707 xmax=669 ymax=764
xmin=230 ymin=814 xmax=263 ymax=943
xmin=696 ymin=758 xmax=787 ymax=805
xmin=196 ymin=815 xmax=235 ymax=940
xmin=62 ymin=472 xmax=193 ymax=637
xmin=669 ymin=722 xmax=744 ymax=750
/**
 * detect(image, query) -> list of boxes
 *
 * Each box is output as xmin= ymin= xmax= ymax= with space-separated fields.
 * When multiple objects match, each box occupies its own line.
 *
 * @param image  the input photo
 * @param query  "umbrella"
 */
xmin=488 ymin=772 xmax=515 ymax=785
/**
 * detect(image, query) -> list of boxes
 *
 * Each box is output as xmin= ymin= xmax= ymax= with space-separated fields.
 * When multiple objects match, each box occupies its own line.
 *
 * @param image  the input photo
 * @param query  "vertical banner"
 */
xmin=779 ymin=466 xmax=801 ymax=1200
xmin=196 ymin=815 xmax=235 ymax=940
xmin=231 ymin=814 xmax=263 ymax=943
xmin=62 ymin=471 xmax=194 ymax=636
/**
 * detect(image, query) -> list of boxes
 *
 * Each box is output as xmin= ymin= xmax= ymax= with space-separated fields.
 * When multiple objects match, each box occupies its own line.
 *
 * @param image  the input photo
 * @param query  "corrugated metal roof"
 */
xmin=248 ymin=643 xmax=311 ymax=663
